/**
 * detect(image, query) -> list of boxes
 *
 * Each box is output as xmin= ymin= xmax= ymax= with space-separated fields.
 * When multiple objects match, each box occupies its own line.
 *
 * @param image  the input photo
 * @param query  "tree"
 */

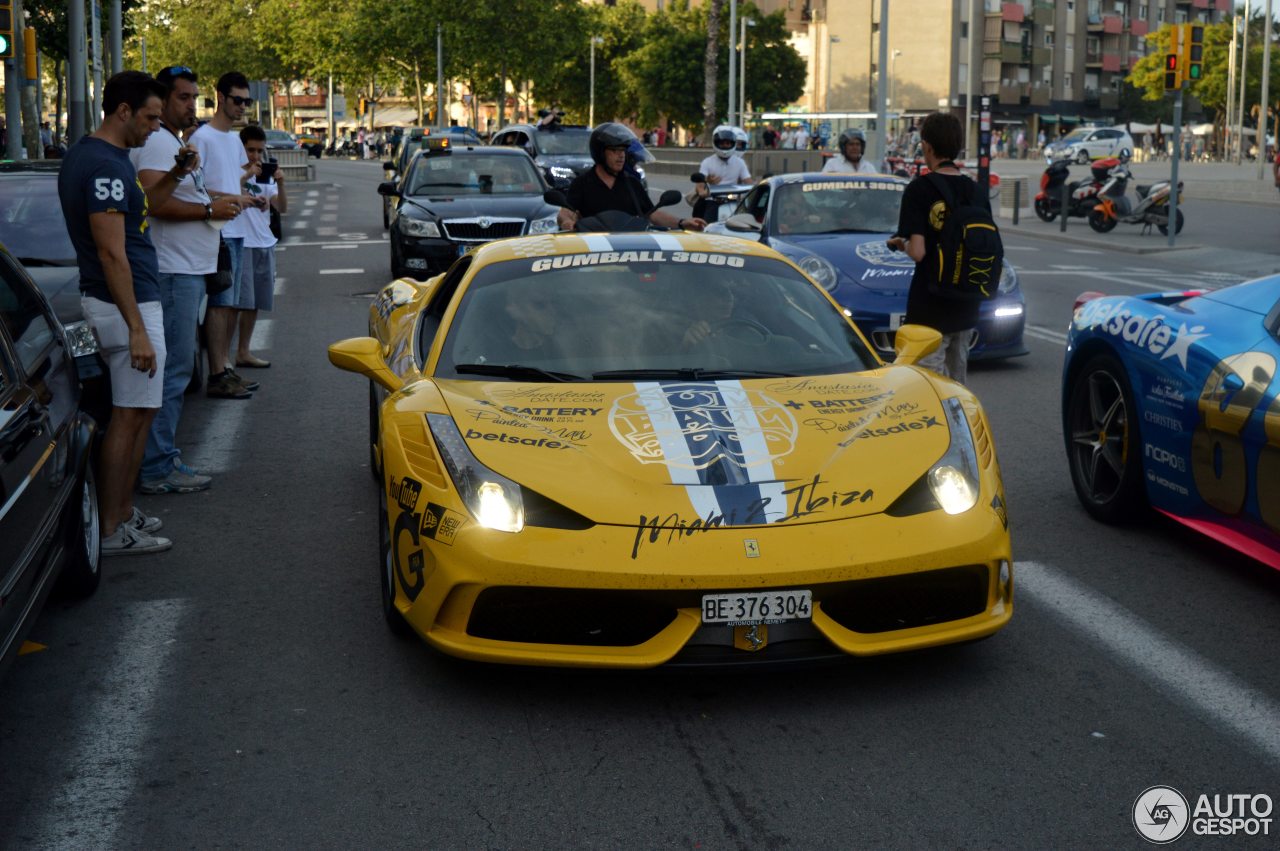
xmin=702 ymin=0 xmax=725 ymax=143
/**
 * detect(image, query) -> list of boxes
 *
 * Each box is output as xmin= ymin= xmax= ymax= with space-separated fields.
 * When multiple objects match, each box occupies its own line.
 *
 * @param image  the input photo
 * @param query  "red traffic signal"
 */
xmin=1165 ymin=53 xmax=1178 ymax=71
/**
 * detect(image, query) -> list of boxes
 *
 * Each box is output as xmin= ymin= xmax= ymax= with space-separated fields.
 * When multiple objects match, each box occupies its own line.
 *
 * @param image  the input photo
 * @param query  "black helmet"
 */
xmin=838 ymin=128 xmax=866 ymax=154
xmin=590 ymin=122 xmax=639 ymax=172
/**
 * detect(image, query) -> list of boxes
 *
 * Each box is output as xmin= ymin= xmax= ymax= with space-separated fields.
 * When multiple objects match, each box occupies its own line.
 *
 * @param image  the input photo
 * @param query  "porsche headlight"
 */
xmin=927 ymin=398 xmax=981 ymax=515
xmin=400 ymin=218 xmax=441 ymax=238
xmin=62 ymin=320 xmax=100 ymax=358
xmin=548 ymin=166 xmax=575 ymax=180
xmin=997 ymin=260 xmax=1018 ymax=294
xmin=528 ymin=214 xmax=559 ymax=234
xmin=427 ymin=413 xmax=525 ymax=532
xmin=797 ymin=254 xmax=838 ymax=291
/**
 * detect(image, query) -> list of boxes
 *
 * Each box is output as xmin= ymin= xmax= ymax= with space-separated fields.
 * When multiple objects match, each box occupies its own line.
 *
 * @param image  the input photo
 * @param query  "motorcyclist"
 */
xmin=822 ymin=128 xmax=878 ymax=174
xmin=558 ymin=122 xmax=705 ymax=231
xmin=697 ymin=125 xmax=752 ymax=187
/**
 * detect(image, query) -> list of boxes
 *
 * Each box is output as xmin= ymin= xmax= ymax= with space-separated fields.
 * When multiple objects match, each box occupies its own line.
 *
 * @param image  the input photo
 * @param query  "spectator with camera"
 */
xmin=234 ymin=124 xmax=286 ymax=370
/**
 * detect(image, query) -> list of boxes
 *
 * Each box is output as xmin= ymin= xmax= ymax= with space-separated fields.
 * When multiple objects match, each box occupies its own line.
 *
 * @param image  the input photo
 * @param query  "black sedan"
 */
xmin=490 ymin=123 xmax=650 ymax=188
xmin=380 ymin=144 xmax=560 ymax=278
xmin=0 ymin=243 xmax=101 ymax=681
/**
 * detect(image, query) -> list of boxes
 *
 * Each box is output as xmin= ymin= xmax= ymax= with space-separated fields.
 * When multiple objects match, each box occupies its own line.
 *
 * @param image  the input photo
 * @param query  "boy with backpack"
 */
xmin=886 ymin=111 xmax=1002 ymax=384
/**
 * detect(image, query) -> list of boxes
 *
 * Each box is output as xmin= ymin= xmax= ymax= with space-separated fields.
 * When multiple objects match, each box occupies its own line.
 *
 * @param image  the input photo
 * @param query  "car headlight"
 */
xmin=997 ymin=260 xmax=1018 ymax=294
xmin=927 ymin=398 xmax=981 ymax=515
xmin=548 ymin=166 xmax=575 ymax=180
xmin=62 ymin=320 xmax=100 ymax=357
xmin=400 ymin=218 xmax=441 ymax=238
xmin=797 ymin=254 xmax=838 ymax=291
xmin=427 ymin=413 xmax=525 ymax=532
xmin=528 ymin=214 xmax=559 ymax=234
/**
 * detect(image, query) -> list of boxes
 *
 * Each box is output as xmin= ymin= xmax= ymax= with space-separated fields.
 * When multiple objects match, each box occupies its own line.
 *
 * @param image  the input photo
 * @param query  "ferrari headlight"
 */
xmin=400 ymin=218 xmax=441 ymax=238
xmin=62 ymin=320 xmax=100 ymax=357
xmin=528 ymin=214 xmax=559 ymax=234
xmin=797 ymin=254 xmax=838 ymax=292
xmin=927 ymin=398 xmax=981 ymax=515
xmin=997 ymin=260 xmax=1018 ymax=294
xmin=549 ymin=166 xmax=575 ymax=180
xmin=427 ymin=413 xmax=525 ymax=532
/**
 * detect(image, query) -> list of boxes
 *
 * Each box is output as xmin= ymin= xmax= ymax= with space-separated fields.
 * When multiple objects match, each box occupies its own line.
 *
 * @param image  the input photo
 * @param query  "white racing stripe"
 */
xmin=633 ymin=382 xmax=721 ymax=519
xmin=1017 ymin=561 xmax=1280 ymax=765
xmin=719 ymin=379 xmax=787 ymax=522
xmin=23 ymin=599 xmax=187 ymax=848
xmin=651 ymin=234 xmax=685 ymax=253
xmin=582 ymin=235 xmax=612 ymax=252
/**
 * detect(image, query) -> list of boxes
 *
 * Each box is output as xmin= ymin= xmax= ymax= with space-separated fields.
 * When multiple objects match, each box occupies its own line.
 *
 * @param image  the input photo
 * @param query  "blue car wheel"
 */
xmin=1065 ymin=352 xmax=1146 ymax=523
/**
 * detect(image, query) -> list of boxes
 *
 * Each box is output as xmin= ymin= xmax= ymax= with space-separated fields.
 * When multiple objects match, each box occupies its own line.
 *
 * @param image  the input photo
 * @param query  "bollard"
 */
xmin=1012 ymin=180 xmax=1021 ymax=226
xmin=1060 ymin=180 xmax=1069 ymax=233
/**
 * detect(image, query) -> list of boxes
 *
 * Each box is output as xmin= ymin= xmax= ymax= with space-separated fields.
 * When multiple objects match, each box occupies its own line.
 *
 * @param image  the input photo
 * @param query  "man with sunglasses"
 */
xmin=130 ymin=65 xmax=243 ymax=495
xmin=191 ymin=71 xmax=265 ymax=399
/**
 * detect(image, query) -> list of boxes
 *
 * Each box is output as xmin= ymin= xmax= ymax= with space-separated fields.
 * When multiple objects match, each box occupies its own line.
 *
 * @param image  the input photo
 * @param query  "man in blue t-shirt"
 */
xmin=58 ymin=70 xmax=196 ymax=556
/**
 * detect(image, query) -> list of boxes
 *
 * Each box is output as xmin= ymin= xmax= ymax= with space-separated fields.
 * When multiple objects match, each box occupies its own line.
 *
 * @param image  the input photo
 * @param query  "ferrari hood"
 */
xmin=434 ymin=369 xmax=952 ymax=528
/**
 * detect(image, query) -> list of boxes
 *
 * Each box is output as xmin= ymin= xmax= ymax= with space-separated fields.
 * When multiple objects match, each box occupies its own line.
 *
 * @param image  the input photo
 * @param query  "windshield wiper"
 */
xmin=592 ymin=368 xmax=793 ymax=381
xmin=454 ymin=363 xmax=583 ymax=382
xmin=15 ymin=257 xmax=75 ymax=267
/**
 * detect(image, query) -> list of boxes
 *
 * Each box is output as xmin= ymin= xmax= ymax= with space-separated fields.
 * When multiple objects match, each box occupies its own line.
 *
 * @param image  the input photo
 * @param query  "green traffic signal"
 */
xmin=0 ymin=34 xmax=9 ymax=60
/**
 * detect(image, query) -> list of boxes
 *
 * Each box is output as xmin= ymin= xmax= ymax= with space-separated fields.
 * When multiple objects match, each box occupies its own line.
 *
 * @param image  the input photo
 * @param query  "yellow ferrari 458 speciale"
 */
xmin=329 ymin=231 xmax=1012 ymax=667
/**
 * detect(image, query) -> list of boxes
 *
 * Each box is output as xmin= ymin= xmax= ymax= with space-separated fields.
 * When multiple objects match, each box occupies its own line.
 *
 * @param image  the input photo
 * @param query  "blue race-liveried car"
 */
xmin=1063 ymin=279 xmax=1280 ymax=570
xmin=706 ymin=172 xmax=1027 ymax=362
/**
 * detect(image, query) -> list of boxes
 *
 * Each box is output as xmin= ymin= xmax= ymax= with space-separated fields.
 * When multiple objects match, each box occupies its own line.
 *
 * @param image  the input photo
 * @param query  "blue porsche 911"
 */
xmin=706 ymin=172 xmax=1027 ymax=362
xmin=1063 ymin=278 xmax=1280 ymax=570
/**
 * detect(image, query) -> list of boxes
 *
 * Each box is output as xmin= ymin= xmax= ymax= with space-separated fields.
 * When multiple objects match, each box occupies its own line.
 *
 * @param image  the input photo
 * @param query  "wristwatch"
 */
xmin=204 ymin=203 xmax=213 ymax=221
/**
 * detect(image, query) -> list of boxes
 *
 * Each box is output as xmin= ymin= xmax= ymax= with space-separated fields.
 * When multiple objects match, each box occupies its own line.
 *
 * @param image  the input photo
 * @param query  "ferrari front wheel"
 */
xmin=379 ymin=486 xmax=413 ymax=638
xmin=1065 ymin=353 xmax=1146 ymax=523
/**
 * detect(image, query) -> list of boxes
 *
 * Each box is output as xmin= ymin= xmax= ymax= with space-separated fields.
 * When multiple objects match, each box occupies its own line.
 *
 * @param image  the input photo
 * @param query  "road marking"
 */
xmin=22 ymin=599 xmax=187 ymax=849
xmin=320 ymin=214 xmax=338 ymax=222
xmin=1003 ymin=245 xmax=1036 ymax=251
xmin=1024 ymin=325 xmax=1068 ymax=345
xmin=1015 ymin=269 xmax=1210 ymax=294
xmin=1017 ymin=561 xmax=1280 ymax=766
xmin=299 ymin=208 xmax=314 ymax=217
xmin=273 ymin=276 xmax=286 ymax=295
xmin=1049 ymin=264 xmax=1096 ymax=270
xmin=290 ymin=220 xmax=307 ymax=229
xmin=1065 ymin=249 xmax=1104 ymax=254
xmin=253 ymin=318 xmax=274 ymax=349
xmin=316 ymin=226 xmax=338 ymax=236
xmin=323 ymin=244 xmax=360 ymax=249
xmin=304 ymin=198 xmax=318 ymax=206
xmin=320 ymin=268 xmax=366 ymax=275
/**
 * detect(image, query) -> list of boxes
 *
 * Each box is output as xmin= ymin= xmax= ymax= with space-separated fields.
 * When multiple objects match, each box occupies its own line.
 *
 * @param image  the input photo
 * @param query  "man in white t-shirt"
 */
xmin=131 ymin=65 xmax=246 ymax=492
xmin=191 ymin=71 xmax=265 ymax=399
xmin=794 ymin=124 xmax=811 ymax=151
xmin=235 ymin=124 xmax=287 ymax=369
xmin=822 ymin=128 xmax=879 ymax=174
xmin=688 ymin=125 xmax=752 ymax=221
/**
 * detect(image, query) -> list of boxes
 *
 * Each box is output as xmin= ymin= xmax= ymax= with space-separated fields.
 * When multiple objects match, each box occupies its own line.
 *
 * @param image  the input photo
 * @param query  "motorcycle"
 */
xmin=543 ymin=187 xmax=683 ymax=232
xmin=1034 ymin=156 xmax=1106 ymax=222
xmin=1087 ymin=152 xmax=1184 ymax=235
xmin=688 ymin=172 xmax=752 ymax=224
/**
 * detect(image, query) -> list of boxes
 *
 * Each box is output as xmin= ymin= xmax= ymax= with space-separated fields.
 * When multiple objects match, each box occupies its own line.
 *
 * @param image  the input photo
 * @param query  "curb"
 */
xmin=999 ymin=220 xmax=1201 ymax=254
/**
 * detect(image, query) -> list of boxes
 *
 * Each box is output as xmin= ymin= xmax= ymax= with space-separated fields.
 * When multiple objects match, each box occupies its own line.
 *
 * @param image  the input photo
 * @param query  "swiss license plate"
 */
xmin=888 ymin=312 xmax=906 ymax=330
xmin=701 ymin=590 xmax=812 ymax=626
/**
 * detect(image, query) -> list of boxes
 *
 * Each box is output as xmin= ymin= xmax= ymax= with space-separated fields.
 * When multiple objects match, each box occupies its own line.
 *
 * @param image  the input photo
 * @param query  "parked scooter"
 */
xmin=1034 ymin=156 xmax=1107 ymax=222
xmin=1087 ymin=150 xmax=1185 ymax=235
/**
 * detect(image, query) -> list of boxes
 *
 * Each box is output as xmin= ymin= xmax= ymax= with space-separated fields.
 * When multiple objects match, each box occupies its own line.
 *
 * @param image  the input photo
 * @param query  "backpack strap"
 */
xmin=924 ymin=170 xmax=960 ymax=214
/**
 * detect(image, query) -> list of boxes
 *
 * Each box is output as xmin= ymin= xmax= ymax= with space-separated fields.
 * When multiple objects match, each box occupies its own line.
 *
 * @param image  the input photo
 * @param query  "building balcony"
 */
xmin=1087 ymin=15 xmax=1104 ymax=31
xmin=1130 ymin=20 xmax=1148 ymax=36
xmin=1215 ymin=0 xmax=1231 ymax=9
xmin=1031 ymin=2 xmax=1054 ymax=24
xmin=1102 ymin=15 xmax=1124 ymax=33
xmin=1001 ymin=42 xmax=1028 ymax=63
xmin=1100 ymin=92 xmax=1120 ymax=109
xmin=1030 ymin=46 xmax=1051 ymax=65
xmin=1085 ymin=52 xmax=1103 ymax=67
xmin=1002 ymin=2 xmax=1025 ymax=22
xmin=274 ymin=93 xmax=327 ymax=108
xmin=1083 ymin=87 xmax=1101 ymax=104
xmin=999 ymin=82 xmax=1027 ymax=103
xmin=1029 ymin=85 xmax=1052 ymax=106
xmin=1102 ymin=53 xmax=1122 ymax=72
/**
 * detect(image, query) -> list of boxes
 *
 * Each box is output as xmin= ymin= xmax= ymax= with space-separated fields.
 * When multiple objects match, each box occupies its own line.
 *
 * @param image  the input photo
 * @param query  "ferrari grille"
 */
xmin=396 ymin=419 xmax=447 ymax=488
xmin=821 ymin=565 xmax=989 ymax=633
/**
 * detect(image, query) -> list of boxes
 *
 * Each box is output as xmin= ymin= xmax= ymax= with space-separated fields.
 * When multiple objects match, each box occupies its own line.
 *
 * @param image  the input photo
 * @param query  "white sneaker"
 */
xmin=127 ymin=506 xmax=163 ymax=534
xmin=101 ymin=522 xmax=172 ymax=556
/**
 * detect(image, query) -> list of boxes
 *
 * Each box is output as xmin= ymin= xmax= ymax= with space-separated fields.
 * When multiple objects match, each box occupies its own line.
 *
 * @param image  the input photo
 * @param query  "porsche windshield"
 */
xmin=0 ymin=174 xmax=76 ymax=264
xmin=408 ymin=154 xmax=542 ymax=196
xmin=770 ymin=180 xmax=904 ymax=235
xmin=435 ymin=252 xmax=877 ymax=381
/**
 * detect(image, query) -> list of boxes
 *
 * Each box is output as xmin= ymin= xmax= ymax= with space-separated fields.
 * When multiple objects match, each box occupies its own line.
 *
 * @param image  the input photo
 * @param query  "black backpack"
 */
xmin=925 ymin=172 xmax=1003 ymax=301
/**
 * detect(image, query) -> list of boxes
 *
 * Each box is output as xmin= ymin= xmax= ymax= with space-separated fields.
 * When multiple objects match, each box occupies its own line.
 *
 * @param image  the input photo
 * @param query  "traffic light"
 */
xmin=0 ymin=0 xmax=15 ymax=61
xmin=1164 ymin=53 xmax=1180 ymax=91
xmin=1182 ymin=24 xmax=1205 ymax=82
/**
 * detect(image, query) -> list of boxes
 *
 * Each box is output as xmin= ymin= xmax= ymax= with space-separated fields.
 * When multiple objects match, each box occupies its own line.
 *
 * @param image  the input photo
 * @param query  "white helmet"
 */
xmin=732 ymin=126 xmax=749 ymax=154
xmin=712 ymin=125 xmax=737 ymax=159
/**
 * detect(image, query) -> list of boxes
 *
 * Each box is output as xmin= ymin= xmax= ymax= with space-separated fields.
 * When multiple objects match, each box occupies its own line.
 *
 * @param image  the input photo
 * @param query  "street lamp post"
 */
xmin=826 ymin=35 xmax=841 ymax=111
xmin=890 ymin=49 xmax=901 ymax=109
xmin=589 ymin=35 xmax=603 ymax=128
xmin=739 ymin=17 xmax=754 ymax=128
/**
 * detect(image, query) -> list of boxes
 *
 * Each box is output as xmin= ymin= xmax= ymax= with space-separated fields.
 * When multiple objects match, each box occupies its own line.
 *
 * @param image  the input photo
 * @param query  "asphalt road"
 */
xmin=3 ymin=157 xmax=1278 ymax=849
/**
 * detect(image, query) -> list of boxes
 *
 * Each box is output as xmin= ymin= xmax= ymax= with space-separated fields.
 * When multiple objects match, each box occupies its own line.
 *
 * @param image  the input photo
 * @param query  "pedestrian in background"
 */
xmin=191 ymin=71 xmax=263 ymax=399
xmin=234 ymin=124 xmax=285 ymax=370
xmin=58 ymin=71 xmax=190 ymax=554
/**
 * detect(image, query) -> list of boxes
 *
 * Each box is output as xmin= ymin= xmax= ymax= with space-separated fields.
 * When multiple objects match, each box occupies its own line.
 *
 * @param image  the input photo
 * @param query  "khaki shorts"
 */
xmin=82 ymin=296 xmax=167 ymax=409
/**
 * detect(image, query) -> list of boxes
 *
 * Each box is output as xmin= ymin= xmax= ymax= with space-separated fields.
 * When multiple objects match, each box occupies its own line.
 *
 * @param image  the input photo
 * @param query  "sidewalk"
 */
xmin=986 ymin=157 xmax=1280 ymax=206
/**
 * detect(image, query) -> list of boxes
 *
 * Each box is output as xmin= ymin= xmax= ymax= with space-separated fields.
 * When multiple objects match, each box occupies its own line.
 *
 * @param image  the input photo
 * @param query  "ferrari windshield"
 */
xmin=770 ymin=180 xmax=904 ymax=235
xmin=408 ymin=154 xmax=542 ymax=196
xmin=435 ymin=252 xmax=876 ymax=380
